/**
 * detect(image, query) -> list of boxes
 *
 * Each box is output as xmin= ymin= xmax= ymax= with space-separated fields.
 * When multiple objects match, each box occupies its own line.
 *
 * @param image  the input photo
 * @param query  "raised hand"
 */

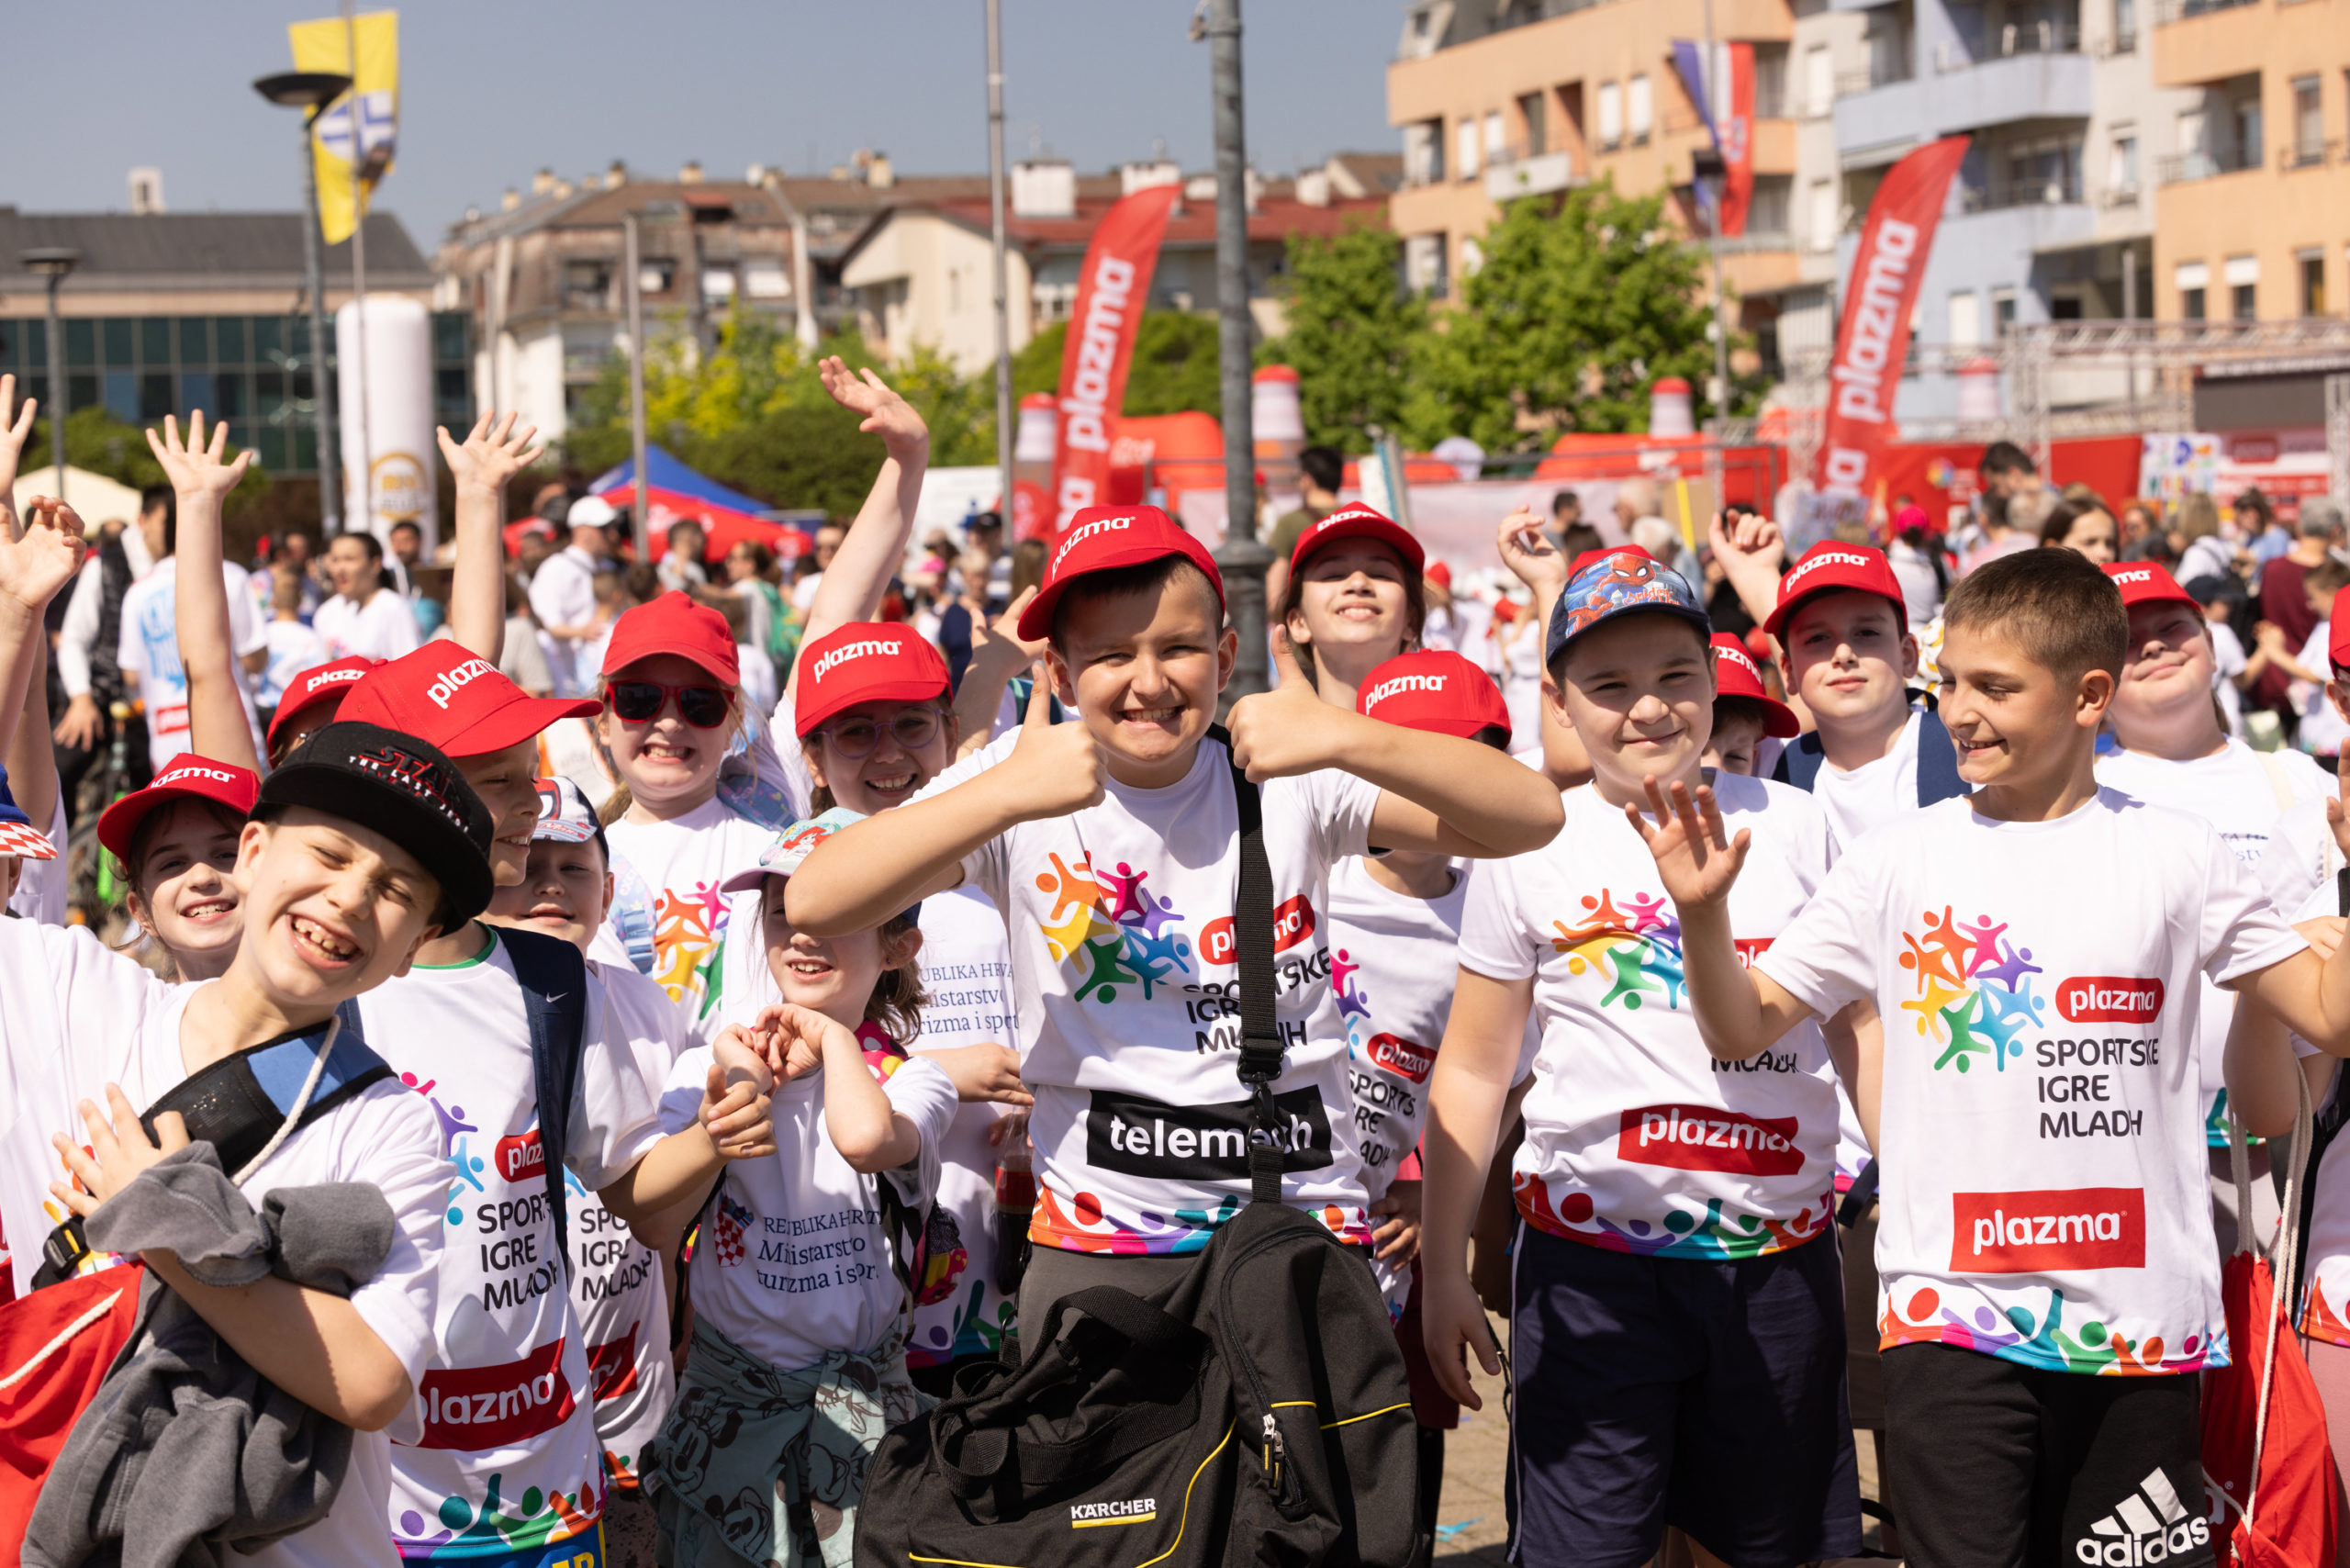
xmin=970 ymin=585 xmax=1049 ymax=675
xmin=0 ymin=496 xmax=88 ymax=610
xmin=1005 ymin=666 xmax=1107 ymax=817
xmin=1708 ymin=507 xmax=1785 ymax=575
xmin=49 ymin=1086 xmax=189 ymax=1217
xmin=1496 ymin=506 xmax=1568 ymax=599
xmin=817 ymin=355 xmax=928 ymax=459
xmin=144 ymin=411 xmax=252 ymax=506
xmin=1623 ymin=775 xmax=1751 ymax=910
xmin=438 ymin=410 xmax=544 ymax=498
xmin=0 ymin=374 xmax=36 ymax=528
xmin=1226 ymin=630 xmax=1351 ymax=782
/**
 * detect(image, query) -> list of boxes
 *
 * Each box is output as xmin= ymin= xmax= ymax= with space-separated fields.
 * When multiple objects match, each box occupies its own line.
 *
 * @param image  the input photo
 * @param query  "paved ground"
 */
xmin=1428 ymin=1312 xmax=1895 ymax=1565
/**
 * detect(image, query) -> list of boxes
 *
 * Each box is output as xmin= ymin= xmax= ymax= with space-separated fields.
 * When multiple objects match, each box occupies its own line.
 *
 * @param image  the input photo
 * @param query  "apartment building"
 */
xmin=2150 ymin=0 xmax=2349 ymax=327
xmin=1387 ymin=0 xmax=1818 ymax=379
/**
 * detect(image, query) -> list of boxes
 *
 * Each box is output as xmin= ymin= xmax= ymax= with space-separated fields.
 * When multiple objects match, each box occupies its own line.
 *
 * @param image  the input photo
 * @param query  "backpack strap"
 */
xmin=499 ymin=926 xmax=591 ymax=1277
xmin=1774 ymin=731 xmax=1827 ymax=791
xmin=2293 ymin=869 xmax=2350 ymax=1305
xmin=2255 ymin=746 xmax=2299 ymax=817
xmin=1207 ymin=723 xmax=1281 ymax=1206
xmin=1914 ymin=709 xmax=1967 ymax=806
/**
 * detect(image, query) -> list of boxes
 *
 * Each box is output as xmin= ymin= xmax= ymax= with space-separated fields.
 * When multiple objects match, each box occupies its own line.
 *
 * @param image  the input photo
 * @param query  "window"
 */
xmin=2114 ymin=0 xmax=2136 ymax=50
xmin=1753 ymin=44 xmax=1787 ymax=118
xmin=1405 ymin=233 xmax=1449 ymax=297
xmin=561 ymin=262 xmax=610 ymax=309
xmin=1484 ymin=111 xmax=1506 ymax=165
xmin=1748 ymin=175 xmax=1793 ymax=238
xmin=1804 ymin=44 xmax=1832 ymax=117
xmin=1628 ymin=74 xmax=1653 ymax=145
xmin=743 ymin=259 xmax=789 ymax=298
xmin=1949 ymin=290 xmax=1982 ymax=348
xmin=2292 ymin=75 xmax=2322 ymax=164
xmin=1460 ymin=237 xmax=1484 ymax=276
xmin=2108 ymin=131 xmax=2138 ymax=196
xmin=1517 ymin=92 xmax=1548 ymax=156
xmin=2049 ymin=294 xmax=2084 ymax=321
xmin=2227 ymin=254 xmax=2258 ymax=319
xmin=1403 ymin=120 xmax=1442 ymax=185
xmin=2176 ymin=261 xmax=2208 ymax=320
xmin=1807 ymin=177 xmax=1838 ymax=251
xmin=2300 ymin=249 xmax=2327 ymax=317
xmin=702 ymin=267 xmax=736 ymax=300
xmin=2232 ymin=95 xmax=2263 ymax=170
xmin=1456 ymin=118 xmax=1482 ymax=178
xmin=1598 ymin=80 xmax=1623 ymax=150
xmin=1992 ymin=288 xmax=2019 ymax=338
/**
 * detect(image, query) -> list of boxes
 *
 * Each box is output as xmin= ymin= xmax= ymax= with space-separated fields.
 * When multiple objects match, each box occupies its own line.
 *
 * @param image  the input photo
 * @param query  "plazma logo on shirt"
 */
xmin=1897 ymin=906 xmax=2045 ymax=1072
xmin=1030 ymin=851 xmax=1197 ymax=1003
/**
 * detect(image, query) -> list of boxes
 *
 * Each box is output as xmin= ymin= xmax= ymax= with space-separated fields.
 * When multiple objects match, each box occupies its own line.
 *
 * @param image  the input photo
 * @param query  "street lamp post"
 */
xmin=253 ymin=70 xmax=352 ymax=534
xmin=21 ymin=248 xmax=78 ymax=508
xmin=1201 ymin=0 xmax=1270 ymax=712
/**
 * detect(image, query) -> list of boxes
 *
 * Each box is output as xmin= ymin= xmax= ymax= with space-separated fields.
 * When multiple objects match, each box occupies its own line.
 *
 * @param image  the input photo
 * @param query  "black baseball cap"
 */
xmin=252 ymin=721 xmax=496 ymax=928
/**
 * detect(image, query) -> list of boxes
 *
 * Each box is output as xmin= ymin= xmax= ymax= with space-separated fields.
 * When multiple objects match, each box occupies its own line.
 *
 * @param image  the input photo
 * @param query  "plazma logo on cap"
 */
xmin=1783 ymin=549 xmax=1876 ymax=591
xmin=1362 ymin=672 xmax=1446 ymax=711
xmin=1717 ymin=644 xmax=1763 ymax=681
xmin=811 ymin=637 xmax=904 ymax=683
xmin=2110 ymin=567 xmax=2154 ymax=587
xmin=307 ymin=666 xmax=366 ymax=689
xmin=1052 ymin=514 xmax=1136 ymax=573
xmin=156 ymin=763 xmax=241 ymax=789
xmin=426 ymin=657 xmax=497 ymax=711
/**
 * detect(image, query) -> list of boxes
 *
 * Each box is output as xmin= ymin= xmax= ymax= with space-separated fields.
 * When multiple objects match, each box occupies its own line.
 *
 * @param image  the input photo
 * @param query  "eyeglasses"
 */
xmin=817 ymin=708 xmax=944 ymax=758
xmin=605 ymin=681 xmax=733 ymax=729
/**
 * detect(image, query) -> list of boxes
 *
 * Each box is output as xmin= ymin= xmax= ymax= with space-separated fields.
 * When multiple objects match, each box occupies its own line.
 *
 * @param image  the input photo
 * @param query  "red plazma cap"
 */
xmin=2333 ymin=587 xmax=2350 ymax=671
xmin=2102 ymin=560 xmax=2198 ymax=612
xmin=600 ymin=591 xmax=741 ymax=686
xmin=1425 ymin=560 xmax=1453 ymax=589
xmin=1355 ymin=649 xmax=1512 ymax=743
xmin=341 ymin=643 xmax=599 ymax=759
xmin=1017 ymin=505 xmax=1225 ymax=642
xmin=1709 ymin=633 xmax=1800 ymax=738
xmin=98 ymin=756 xmax=261 ymax=862
xmin=265 ymin=656 xmax=378 ymax=750
xmin=1762 ymin=543 xmax=1909 ymax=641
xmin=1289 ymin=504 xmax=1426 ymax=578
xmin=795 ymin=622 xmax=953 ymax=735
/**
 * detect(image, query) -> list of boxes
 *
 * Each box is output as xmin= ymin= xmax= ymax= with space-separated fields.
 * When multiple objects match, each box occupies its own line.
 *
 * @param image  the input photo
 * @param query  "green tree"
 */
xmin=1008 ymin=310 xmax=1222 ymax=420
xmin=1403 ymin=181 xmax=1742 ymax=451
xmin=1258 ymin=224 xmax=1426 ymax=454
xmin=23 ymin=404 xmax=266 ymax=511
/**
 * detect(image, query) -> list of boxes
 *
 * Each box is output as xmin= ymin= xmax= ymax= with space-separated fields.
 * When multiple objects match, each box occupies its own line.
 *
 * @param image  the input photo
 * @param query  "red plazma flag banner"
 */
xmin=1816 ymin=135 xmax=1971 ymax=496
xmin=1718 ymin=43 xmax=1755 ymax=238
xmin=1048 ymin=183 xmax=1181 ymax=533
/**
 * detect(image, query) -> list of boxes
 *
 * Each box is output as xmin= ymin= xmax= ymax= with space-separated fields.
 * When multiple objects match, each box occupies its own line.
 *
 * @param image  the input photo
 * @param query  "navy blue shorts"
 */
xmin=1506 ymin=1222 xmax=1861 ymax=1568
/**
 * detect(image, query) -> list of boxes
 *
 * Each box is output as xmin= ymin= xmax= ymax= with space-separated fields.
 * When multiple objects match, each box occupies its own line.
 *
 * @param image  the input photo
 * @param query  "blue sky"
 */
xmin=7 ymin=2 xmax=1400 ymax=247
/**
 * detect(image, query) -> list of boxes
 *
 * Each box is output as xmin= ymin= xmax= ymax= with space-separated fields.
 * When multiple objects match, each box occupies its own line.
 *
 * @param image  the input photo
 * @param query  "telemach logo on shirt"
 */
xmin=1951 ymin=1187 xmax=2145 ymax=1273
xmin=1087 ymin=1086 xmax=1335 ymax=1179
xmin=416 ymin=1336 xmax=578 ymax=1450
xmin=1617 ymin=1103 xmax=1804 ymax=1177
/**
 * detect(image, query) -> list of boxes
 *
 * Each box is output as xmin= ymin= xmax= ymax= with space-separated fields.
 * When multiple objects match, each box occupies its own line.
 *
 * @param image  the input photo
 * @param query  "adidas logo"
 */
xmin=2074 ymin=1468 xmax=2207 ymax=1564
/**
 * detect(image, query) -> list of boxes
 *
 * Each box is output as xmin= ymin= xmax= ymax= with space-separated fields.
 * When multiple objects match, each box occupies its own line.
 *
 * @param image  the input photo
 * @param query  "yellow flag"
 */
xmin=290 ymin=12 xmax=398 ymax=245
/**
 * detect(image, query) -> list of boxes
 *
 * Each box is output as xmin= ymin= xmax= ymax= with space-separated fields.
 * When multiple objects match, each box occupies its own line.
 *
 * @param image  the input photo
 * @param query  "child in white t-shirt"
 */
xmin=643 ymin=809 xmax=957 ymax=1568
xmin=1421 ymin=549 xmax=1858 ymax=1568
xmin=789 ymin=504 xmax=1561 ymax=1331
xmin=1648 ymin=547 xmax=2335 ymax=1567
xmin=480 ymin=778 xmax=696 ymax=1566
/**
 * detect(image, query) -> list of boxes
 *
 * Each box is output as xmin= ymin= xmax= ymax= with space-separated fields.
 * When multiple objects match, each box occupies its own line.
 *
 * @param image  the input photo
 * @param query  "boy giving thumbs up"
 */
xmin=789 ymin=504 xmax=1561 ymax=1319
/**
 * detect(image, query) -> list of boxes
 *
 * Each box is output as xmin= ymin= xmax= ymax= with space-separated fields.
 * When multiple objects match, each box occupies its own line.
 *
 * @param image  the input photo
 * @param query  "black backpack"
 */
xmin=854 ymin=735 xmax=1424 ymax=1568
xmin=1774 ymin=704 xmax=1968 ymax=806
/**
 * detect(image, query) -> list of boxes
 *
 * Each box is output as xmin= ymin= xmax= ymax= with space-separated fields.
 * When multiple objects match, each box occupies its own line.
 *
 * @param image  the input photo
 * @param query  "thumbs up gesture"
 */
xmin=1002 ymin=667 xmax=1109 ymax=819
xmin=1226 ymin=630 xmax=1350 ymax=782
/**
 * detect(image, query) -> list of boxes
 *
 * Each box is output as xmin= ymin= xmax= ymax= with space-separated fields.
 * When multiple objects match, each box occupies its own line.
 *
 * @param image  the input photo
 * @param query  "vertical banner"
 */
xmin=336 ymin=296 xmax=438 ymax=550
xmin=1670 ymin=41 xmax=1752 ymax=236
xmin=1047 ymin=184 xmax=1180 ymax=533
xmin=289 ymin=12 xmax=399 ymax=245
xmin=1816 ymin=135 xmax=1971 ymax=497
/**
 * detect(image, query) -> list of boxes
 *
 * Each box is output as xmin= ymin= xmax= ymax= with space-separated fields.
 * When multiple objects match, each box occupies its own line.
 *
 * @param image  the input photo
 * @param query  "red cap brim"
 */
xmin=795 ymin=670 xmax=953 ymax=736
xmin=1017 ymin=539 xmax=1226 ymax=643
xmin=1291 ymin=512 xmax=1426 ymax=577
xmin=441 ymin=693 xmax=602 ymax=758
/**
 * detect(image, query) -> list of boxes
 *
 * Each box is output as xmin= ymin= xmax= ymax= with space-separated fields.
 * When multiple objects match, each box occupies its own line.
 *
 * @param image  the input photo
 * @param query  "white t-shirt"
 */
xmin=2259 ymin=791 xmax=2344 ymax=931
xmin=1806 ymin=708 xmax=1928 ymax=856
xmin=117 ymin=556 xmax=266 ymax=767
xmin=1327 ymin=856 xmax=1469 ymax=1198
xmin=313 ymin=588 xmax=422 ymax=666
xmin=353 ymin=927 xmax=665 ymax=1558
xmin=2098 ymin=741 xmax=2333 ymax=1137
xmin=2279 ymin=877 xmax=2350 ymax=1347
xmin=6 ymin=795 xmax=68 ymax=924
xmin=915 ymin=733 xmax=1384 ymax=1252
xmin=593 ymin=799 xmax=778 ymax=1033
xmin=257 ymin=618 xmax=330 ymax=710
xmin=1460 ymin=776 xmax=1842 ymax=1258
xmin=567 ymin=960 xmax=694 ymax=1489
xmin=1754 ymin=790 xmax=2303 ymax=1376
xmin=2210 ymin=621 xmax=2249 ymax=737
xmin=0 ymin=922 xmax=442 ymax=1568
xmin=659 ymin=1042 xmax=956 ymax=1371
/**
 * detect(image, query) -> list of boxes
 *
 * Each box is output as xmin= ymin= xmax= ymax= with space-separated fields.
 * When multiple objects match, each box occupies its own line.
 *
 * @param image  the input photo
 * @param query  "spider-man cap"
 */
xmin=1545 ymin=549 xmax=1710 ymax=666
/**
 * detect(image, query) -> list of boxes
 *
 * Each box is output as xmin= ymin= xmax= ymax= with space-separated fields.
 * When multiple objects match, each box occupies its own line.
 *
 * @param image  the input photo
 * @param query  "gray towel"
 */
xmin=22 ymin=1141 xmax=397 ymax=1568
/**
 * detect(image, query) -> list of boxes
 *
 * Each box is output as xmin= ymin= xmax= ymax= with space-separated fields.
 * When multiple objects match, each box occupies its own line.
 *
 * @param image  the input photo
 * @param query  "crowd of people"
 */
xmin=4 ymin=348 xmax=2350 ymax=1568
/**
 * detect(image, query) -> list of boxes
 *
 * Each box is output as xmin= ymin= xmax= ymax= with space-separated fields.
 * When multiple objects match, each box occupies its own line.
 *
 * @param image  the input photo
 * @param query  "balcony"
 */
xmin=2153 ymin=0 xmax=2256 ymax=21
xmin=1484 ymin=150 xmax=1580 ymax=201
xmin=2157 ymin=147 xmax=2258 ymax=184
xmin=1837 ymin=47 xmax=2090 ymax=151
xmin=1933 ymin=18 xmax=2081 ymax=68
xmin=1957 ymin=169 xmax=2085 ymax=211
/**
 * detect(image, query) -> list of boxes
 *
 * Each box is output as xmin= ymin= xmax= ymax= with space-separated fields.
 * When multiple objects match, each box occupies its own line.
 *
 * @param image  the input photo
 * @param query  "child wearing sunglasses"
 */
xmin=590 ymin=591 xmax=778 ymax=1031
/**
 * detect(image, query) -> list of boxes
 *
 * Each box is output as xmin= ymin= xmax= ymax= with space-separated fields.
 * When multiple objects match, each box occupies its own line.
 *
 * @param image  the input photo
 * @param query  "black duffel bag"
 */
xmin=855 ymin=742 xmax=1424 ymax=1568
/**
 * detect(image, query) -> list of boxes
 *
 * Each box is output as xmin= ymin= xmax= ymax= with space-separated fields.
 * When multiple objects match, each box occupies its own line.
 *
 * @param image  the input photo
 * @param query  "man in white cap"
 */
xmin=531 ymin=494 xmax=618 ymax=699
